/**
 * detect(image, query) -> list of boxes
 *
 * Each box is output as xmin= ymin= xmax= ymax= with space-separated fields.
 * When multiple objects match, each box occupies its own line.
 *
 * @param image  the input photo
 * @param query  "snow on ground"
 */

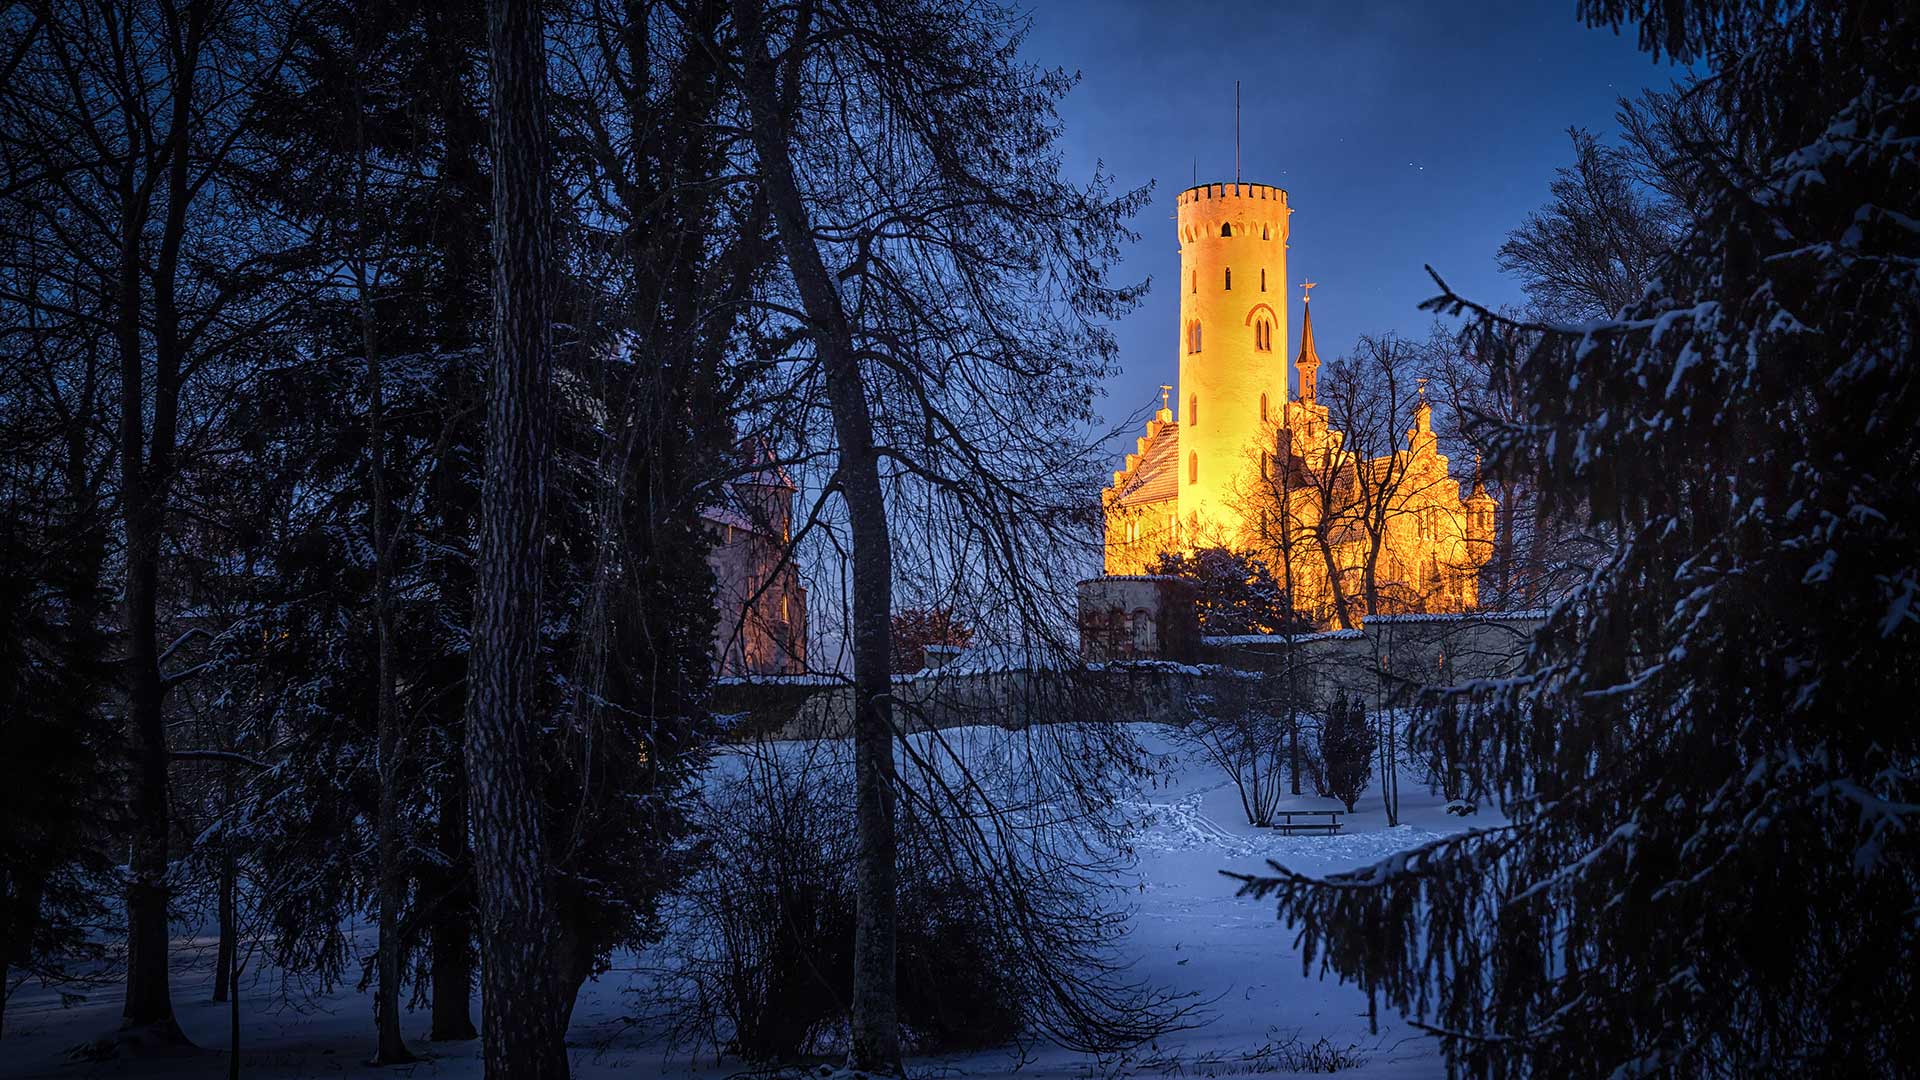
xmin=1 ymin=723 xmax=1486 ymax=1079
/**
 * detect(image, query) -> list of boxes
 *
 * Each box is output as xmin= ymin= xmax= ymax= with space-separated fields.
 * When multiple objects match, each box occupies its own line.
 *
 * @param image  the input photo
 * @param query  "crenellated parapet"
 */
xmin=1174 ymin=182 xmax=1292 ymax=245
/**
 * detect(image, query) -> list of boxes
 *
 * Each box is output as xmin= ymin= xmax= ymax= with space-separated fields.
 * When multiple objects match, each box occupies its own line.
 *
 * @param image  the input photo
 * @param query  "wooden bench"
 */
xmin=1268 ymin=810 xmax=1344 ymax=835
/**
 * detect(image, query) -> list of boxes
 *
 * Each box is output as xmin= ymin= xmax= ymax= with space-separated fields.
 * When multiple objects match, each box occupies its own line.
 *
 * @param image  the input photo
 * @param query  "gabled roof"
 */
xmin=1112 ymin=421 xmax=1179 ymax=507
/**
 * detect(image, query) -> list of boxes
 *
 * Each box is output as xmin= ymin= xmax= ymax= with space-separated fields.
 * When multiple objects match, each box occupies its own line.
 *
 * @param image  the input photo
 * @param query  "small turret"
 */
xmin=1296 ymin=284 xmax=1321 ymax=402
xmin=1407 ymin=377 xmax=1436 ymax=455
xmin=1464 ymin=455 xmax=1497 ymax=565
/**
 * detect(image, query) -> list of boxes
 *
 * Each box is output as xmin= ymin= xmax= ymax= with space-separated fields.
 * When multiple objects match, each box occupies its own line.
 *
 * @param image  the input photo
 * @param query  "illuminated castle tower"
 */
xmin=1098 ymin=182 xmax=1497 ymax=629
xmin=1174 ymin=182 xmax=1292 ymax=541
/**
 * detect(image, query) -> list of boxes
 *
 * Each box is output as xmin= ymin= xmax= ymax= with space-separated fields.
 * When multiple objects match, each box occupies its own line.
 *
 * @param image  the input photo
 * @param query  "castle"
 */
xmin=704 ymin=447 xmax=809 ymax=676
xmin=1095 ymin=182 xmax=1495 ymax=633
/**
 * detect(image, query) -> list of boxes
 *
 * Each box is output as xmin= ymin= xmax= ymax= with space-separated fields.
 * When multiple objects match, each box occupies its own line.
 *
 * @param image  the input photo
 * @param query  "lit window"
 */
xmin=1189 ymin=452 xmax=1198 ymax=484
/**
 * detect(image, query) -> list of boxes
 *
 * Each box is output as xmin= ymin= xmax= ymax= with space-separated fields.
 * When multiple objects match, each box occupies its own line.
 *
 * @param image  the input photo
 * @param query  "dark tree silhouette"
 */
xmin=1233 ymin=1 xmax=1920 ymax=1073
xmin=1319 ymin=693 xmax=1372 ymax=815
xmin=467 ymin=0 xmax=566 ymax=1073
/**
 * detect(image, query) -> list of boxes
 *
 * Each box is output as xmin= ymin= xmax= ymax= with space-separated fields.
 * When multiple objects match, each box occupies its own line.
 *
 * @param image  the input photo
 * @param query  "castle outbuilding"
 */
xmin=1097 ymin=182 xmax=1495 ymax=632
xmin=704 ymin=445 xmax=808 ymax=675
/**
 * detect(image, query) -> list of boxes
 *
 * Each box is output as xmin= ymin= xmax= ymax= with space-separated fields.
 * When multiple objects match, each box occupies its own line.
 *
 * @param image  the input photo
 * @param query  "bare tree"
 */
xmin=0 ymin=0 xmax=301 ymax=1046
xmin=1496 ymin=127 xmax=1683 ymax=322
xmin=1425 ymin=318 xmax=1605 ymax=609
xmin=1175 ymin=672 xmax=1307 ymax=827
xmin=711 ymin=0 xmax=1156 ymax=1067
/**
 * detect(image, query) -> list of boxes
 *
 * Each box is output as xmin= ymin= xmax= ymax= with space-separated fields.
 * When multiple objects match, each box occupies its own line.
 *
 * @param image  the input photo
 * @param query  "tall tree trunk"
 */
xmin=358 ymin=67 xmax=415 ymax=1068
xmin=430 ymin=763 xmax=478 ymax=1042
xmin=213 ymin=847 xmax=234 ymax=1002
xmin=118 ymin=223 xmax=187 ymax=1048
xmin=119 ymin=0 xmax=204 ymax=1040
xmin=731 ymin=2 xmax=901 ymax=1070
xmin=226 ymin=931 xmax=241 ymax=1080
xmin=468 ymin=0 xmax=566 ymax=1074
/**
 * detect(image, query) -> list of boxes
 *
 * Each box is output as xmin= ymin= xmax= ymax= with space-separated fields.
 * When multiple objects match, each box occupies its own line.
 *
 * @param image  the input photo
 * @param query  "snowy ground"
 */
xmin=1 ymin=723 xmax=1483 ymax=1078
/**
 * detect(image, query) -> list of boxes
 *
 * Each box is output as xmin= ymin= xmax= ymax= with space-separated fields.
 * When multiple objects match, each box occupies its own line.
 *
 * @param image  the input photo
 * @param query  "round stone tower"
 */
xmin=1174 ymin=181 xmax=1291 ymax=542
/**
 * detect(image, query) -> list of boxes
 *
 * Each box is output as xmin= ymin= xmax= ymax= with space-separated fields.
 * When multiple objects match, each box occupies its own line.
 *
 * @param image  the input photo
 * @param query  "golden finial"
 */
xmin=1160 ymin=384 xmax=1172 ymax=411
xmin=1300 ymin=280 xmax=1317 ymax=304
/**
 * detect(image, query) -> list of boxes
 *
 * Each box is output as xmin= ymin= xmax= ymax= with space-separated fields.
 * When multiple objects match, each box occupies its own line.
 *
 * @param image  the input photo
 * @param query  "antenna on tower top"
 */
xmin=1235 ymin=81 xmax=1241 ymax=182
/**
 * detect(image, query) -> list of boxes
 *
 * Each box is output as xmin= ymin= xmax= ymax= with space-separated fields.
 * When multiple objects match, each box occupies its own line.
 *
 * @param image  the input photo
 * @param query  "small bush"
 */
xmin=653 ymin=741 xmax=1025 ymax=1063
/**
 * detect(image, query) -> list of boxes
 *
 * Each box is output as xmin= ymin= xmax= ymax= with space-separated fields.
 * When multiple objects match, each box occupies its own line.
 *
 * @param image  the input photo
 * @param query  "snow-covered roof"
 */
xmin=1364 ymin=609 xmax=1551 ymax=625
xmin=1202 ymin=629 xmax=1366 ymax=646
xmin=715 ymin=672 xmax=847 ymax=687
xmin=926 ymin=641 xmax=1077 ymax=675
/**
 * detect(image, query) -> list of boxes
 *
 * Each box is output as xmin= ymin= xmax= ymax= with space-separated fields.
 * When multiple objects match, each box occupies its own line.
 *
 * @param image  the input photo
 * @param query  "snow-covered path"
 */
xmin=1 ymin=723 xmax=1478 ymax=1078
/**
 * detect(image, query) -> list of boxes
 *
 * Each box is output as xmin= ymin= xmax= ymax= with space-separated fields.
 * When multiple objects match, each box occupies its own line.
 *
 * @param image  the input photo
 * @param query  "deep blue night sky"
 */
xmin=1021 ymin=0 xmax=1684 ymax=440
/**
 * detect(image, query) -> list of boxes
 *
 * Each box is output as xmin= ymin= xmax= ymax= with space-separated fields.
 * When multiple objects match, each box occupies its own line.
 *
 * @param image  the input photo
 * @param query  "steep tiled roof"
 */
xmin=1113 ymin=422 xmax=1179 ymax=507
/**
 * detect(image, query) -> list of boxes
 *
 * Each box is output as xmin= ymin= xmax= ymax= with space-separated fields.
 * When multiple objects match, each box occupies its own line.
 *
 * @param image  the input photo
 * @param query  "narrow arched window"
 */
xmin=1261 ymin=450 xmax=1270 ymax=478
xmin=1188 ymin=394 xmax=1197 ymax=426
xmin=1189 ymin=452 xmax=1198 ymax=484
xmin=1260 ymin=268 xmax=1267 ymax=291
xmin=1191 ymin=270 xmax=1196 ymax=294
xmin=1262 ymin=225 xmax=1271 ymax=240
xmin=1224 ymin=267 xmax=1232 ymax=290
xmin=1220 ymin=222 xmax=1232 ymax=237
xmin=1188 ymin=321 xmax=1202 ymax=353
xmin=1260 ymin=393 xmax=1269 ymax=422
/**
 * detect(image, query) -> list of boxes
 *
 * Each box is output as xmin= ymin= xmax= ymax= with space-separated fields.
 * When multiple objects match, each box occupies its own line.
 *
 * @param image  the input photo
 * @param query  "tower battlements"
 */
xmin=1175 ymin=182 xmax=1291 ymax=244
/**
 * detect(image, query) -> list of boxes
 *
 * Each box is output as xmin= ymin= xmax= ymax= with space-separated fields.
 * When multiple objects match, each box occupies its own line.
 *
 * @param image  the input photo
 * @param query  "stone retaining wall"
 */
xmin=715 ymin=611 xmax=1543 ymax=740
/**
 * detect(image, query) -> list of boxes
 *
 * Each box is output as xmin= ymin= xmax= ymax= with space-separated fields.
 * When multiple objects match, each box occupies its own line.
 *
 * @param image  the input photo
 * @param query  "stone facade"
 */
xmin=704 ymin=451 xmax=808 ymax=676
xmin=1076 ymin=575 xmax=1199 ymax=662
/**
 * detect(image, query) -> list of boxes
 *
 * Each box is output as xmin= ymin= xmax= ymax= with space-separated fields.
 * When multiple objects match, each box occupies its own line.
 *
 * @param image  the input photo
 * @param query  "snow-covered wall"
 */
xmin=716 ymin=610 xmax=1542 ymax=740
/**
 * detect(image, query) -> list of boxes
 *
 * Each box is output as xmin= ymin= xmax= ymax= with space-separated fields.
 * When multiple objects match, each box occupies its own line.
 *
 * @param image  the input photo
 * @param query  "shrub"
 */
xmin=653 ymin=741 xmax=1024 ymax=1062
xmin=1320 ymin=692 xmax=1373 ymax=814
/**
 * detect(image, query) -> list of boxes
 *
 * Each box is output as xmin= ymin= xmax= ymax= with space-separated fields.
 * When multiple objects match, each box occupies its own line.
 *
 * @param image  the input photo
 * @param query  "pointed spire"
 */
xmin=1469 ymin=454 xmax=1492 ymax=501
xmin=1295 ymin=282 xmax=1321 ymax=401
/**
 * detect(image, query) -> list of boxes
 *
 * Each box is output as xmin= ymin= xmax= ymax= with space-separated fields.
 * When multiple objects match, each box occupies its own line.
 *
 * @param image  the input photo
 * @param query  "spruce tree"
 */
xmin=1232 ymin=1 xmax=1920 ymax=1073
